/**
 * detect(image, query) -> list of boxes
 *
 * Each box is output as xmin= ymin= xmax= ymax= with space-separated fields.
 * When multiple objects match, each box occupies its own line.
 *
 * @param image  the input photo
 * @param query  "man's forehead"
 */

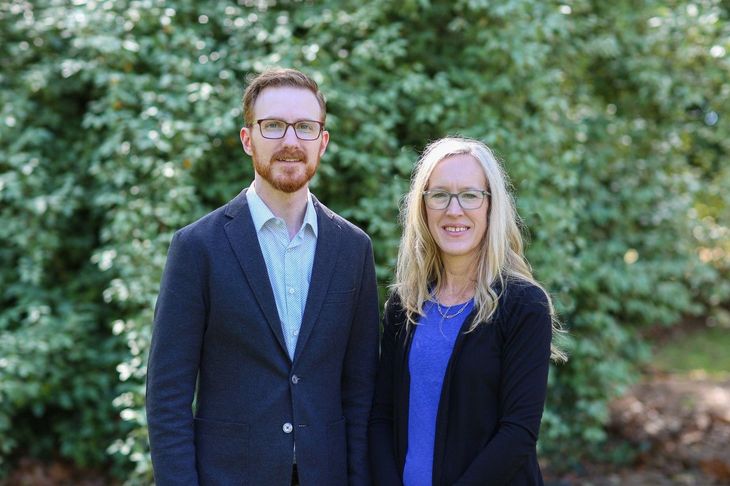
xmin=253 ymin=86 xmax=322 ymax=121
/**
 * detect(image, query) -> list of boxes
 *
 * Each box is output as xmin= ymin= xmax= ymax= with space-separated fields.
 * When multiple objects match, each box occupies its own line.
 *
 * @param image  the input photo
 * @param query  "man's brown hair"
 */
xmin=242 ymin=68 xmax=327 ymax=127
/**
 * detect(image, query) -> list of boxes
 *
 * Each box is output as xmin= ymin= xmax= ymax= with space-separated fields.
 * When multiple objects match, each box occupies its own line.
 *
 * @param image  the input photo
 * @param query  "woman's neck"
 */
xmin=436 ymin=258 xmax=477 ymax=305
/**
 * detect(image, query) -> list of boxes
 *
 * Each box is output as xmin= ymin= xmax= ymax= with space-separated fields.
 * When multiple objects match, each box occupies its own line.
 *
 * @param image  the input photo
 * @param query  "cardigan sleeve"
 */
xmin=453 ymin=284 xmax=552 ymax=485
xmin=368 ymin=297 xmax=406 ymax=486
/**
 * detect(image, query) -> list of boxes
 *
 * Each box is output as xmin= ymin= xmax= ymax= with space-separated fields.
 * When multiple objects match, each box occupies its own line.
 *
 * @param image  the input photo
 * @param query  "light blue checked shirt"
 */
xmin=246 ymin=183 xmax=318 ymax=360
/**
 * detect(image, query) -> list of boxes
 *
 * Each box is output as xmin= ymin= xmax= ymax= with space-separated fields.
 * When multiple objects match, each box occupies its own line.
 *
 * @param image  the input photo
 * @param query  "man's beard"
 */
xmin=253 ymin=146 xmax=319 ymax=193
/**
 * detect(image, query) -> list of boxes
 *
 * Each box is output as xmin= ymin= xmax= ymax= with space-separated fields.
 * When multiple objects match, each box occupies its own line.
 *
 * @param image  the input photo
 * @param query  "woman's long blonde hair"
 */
xmin=392 ymin=137 xmax=566 ymax=362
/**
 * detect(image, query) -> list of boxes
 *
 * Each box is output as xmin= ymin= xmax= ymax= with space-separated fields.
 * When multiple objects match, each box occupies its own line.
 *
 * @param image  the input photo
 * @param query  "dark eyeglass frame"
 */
xmin=422 ymin=189 xmax=491 ymax=210
xmin=255 ymin=118 xmax=324 ymax=141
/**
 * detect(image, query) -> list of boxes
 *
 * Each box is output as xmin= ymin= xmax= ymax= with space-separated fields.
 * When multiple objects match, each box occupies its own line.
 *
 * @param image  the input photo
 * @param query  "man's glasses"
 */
xmin=422 ymin=190 xmax=490 ymax=210
xmin=255 ymin=119 xmax=324 ymax=141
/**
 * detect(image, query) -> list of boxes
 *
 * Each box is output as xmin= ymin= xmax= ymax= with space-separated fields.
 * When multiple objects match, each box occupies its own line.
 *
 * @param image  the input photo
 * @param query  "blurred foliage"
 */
xmin=654 ymin=325 xmax=730 ymax=378
xmin=1 ymin=0 xmax=728 ymax=481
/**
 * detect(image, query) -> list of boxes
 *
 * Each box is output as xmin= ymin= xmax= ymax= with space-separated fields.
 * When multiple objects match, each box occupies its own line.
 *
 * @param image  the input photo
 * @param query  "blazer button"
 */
xmin=283 ymin=422 xmax=293 ymax=434
xmin=291 ymin=374 xmax=300 ymax=384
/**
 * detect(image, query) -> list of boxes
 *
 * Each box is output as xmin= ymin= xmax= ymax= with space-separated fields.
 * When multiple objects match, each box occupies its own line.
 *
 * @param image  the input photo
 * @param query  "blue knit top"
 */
xmin=403 ymin=299 xmax=475 ymax=486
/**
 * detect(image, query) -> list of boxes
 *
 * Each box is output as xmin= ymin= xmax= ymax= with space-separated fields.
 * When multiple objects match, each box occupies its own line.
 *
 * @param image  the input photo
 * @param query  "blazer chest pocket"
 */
xmin=323 ymin=288 xmax=355 ymax=305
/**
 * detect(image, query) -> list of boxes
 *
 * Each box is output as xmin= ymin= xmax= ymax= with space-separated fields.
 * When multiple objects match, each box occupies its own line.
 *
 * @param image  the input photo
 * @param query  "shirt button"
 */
xmin=288 ymin=288 xmax=295 ymax=294
xmin=283 ymin=422 xmax=293 ymax=434
xmin=291 ymin=374 xmax=300 ymax=384
xmin=292 ymin=329 xmax=299 ymax=337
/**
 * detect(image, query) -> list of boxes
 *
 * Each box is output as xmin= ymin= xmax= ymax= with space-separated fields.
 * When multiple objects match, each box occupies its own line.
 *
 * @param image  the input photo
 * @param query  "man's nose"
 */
xmin=281 ymin=125 xmax=300 ymax=145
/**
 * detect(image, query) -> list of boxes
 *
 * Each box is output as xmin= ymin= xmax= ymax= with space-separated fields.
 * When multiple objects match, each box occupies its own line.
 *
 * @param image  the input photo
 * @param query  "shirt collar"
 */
xmin=246 ymin=182 xmax=318 ymax=237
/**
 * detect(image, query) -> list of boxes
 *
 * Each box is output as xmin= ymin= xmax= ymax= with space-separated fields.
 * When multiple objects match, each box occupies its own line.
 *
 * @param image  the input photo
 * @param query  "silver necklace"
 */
xmin=435 ymin=297 xmax=472 ymax=319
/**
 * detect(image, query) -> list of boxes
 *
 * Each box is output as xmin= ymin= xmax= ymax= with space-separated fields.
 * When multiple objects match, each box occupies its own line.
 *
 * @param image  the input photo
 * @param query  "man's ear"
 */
xmin=240 ymin=126 xmax=253 ymax=156
xmin=319 ymin=130 xmax=330 ymax=158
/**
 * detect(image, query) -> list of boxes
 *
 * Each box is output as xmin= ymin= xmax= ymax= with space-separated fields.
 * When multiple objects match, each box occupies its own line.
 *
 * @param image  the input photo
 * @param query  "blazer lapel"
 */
xmin=223 ymin=189 xmax=289 ymax=358
xmin=292 ymin=198 xmax=342 ymax=363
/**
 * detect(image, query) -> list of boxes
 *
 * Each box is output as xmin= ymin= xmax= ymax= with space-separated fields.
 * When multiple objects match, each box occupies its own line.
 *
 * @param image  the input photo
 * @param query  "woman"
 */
xmin=369 ymin=137 xmax=566 ymax=486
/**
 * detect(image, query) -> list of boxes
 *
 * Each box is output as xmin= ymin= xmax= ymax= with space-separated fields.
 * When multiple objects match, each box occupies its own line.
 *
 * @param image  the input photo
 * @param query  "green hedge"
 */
xmin=1 ymin=0 xmax=728 ymax=481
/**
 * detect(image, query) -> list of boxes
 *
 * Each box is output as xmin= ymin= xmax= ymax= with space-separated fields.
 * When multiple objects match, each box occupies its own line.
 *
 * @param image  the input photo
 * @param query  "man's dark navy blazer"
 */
xmin=146 ymin=189 xmax=379 ymax=485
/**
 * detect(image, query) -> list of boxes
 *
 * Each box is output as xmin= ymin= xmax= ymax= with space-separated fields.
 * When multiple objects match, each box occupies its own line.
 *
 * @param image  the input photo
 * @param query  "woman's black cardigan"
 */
xmin=368 ymin=280 xmax=552 ymax=486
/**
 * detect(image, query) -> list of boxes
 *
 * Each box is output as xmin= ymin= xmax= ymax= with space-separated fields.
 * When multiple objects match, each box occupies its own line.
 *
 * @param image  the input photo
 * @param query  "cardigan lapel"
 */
xmin=432 ymin=308 xmax=478 ymax=485
xmin=292 ymin=197 xmax=342 ymax=363
xmin=223 ymin=189 xmax=289 ymax=359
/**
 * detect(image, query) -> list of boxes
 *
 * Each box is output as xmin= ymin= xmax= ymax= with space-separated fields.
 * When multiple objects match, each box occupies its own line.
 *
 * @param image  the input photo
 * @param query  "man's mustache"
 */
xmin=270 ymin=148 xmax=307 ymax=163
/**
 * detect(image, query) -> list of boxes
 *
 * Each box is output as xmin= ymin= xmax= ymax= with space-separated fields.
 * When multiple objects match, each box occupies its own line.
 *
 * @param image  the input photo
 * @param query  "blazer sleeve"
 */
xmin=146 ymin=229 xmax=207 ymax=485
xmin=454 ymin=285 xmax=553 ymax=486
xmin=369 ymin=297 xmax=405 ymax=486
xmin=342 ymin=238 xmax=380 ymax=486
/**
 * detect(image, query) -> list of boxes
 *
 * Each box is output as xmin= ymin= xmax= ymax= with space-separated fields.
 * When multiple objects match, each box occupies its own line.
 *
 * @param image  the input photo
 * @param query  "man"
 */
xmin=146 ymin=68 xmax=379 ymax=486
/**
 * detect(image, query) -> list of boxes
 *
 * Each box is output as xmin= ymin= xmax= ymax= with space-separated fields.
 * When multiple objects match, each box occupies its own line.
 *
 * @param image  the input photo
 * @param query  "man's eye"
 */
xmin=296 ymin=122 xmax=315 ymax=131
xmin=263 ymin=120 xmax=284 ymax=129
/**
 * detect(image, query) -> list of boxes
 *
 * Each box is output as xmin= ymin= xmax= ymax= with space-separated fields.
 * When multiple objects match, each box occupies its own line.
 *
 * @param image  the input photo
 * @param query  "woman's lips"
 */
xmin=443 ymin=225 xmax=469 ymax=234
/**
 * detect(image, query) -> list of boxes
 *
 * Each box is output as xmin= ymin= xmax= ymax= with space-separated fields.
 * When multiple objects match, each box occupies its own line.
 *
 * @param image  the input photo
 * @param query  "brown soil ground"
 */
xmin=547 ymin=371 xmax=730 ymax=485
xmin=1 ymin=457 xmax=119 ymax=486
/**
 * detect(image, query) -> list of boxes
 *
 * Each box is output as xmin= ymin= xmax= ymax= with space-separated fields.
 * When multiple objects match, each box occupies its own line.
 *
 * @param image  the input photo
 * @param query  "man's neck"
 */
xmin=253 ymin=176 xmax=309 ymax=239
